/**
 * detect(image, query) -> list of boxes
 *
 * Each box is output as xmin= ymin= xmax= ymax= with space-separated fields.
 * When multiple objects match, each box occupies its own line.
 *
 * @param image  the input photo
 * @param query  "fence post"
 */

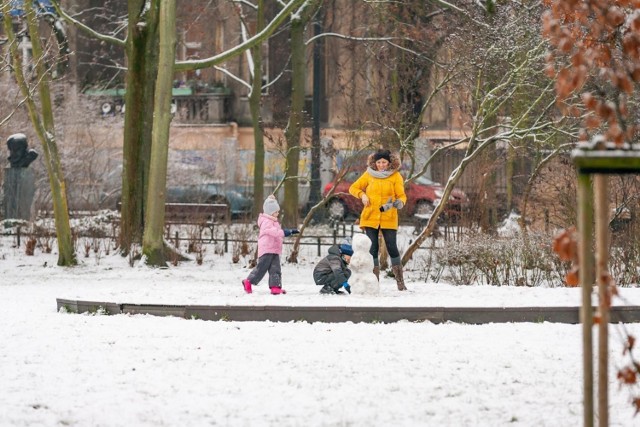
xmin=17 ymin=226 xmax=21 ymax=248
xmin=174 ymin=231 xmax=179 ymax=248
xmin=333 ymin=229 xmax=337 ymax=245
xmin=224 ymin=232 xmax=228 ymax=253
xmin=317 ymin=238 xmax=321 ymax=257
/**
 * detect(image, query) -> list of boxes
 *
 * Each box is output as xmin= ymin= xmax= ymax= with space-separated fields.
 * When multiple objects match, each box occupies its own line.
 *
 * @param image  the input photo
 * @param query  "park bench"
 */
xmin=116 ymin=202 xmax=229 ymax=241
xmin=163 ymin=202 xmax=229 ymax=240
xmin=164 ymin=202 xmax=228 ymax=223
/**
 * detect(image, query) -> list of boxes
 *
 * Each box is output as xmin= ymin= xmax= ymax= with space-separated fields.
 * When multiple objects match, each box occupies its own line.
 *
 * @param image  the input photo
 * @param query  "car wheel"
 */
xmin=414 ymin=200 xmax=435 ymax=218
xmin=327 ymin=198 xmax=347 ymax=220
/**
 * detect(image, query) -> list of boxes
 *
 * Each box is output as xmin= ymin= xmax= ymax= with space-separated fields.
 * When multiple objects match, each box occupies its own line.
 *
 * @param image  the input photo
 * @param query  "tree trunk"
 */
xmin=250 ymin=0 xmax=265 ymax=218
xmin=2 ymin=2 xmax=76 ymax=266
xmin=120 ymin=0 xmax=160 ymax=253
xmin=594 ymin=174 xmax=609 ymax=427
xmin=142 ymin=0 xmax=177 ymax=267
xmin=505 ymin=143 xmax=514 ymax=213
xmin=282 ymin=13 xmax=307 ymax=228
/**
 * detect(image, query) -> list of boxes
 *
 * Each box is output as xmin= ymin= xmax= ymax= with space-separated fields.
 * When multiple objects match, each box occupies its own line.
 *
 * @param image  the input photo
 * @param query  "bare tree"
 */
xmin=1 ymin=1 xmax=76 ymax=266
xmin=54 ymin=0 xmax=307 ymax=265
xmin=282 ymin=3 xmax=318 ymax=228
xmin=403 ymin=2 xmax=575 ymax=264
xmin=141 ymin=0 xmax=177 ymax=265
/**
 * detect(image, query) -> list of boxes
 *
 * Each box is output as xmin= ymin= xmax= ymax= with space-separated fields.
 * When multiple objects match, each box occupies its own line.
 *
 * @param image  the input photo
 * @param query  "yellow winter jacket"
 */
xmin=348 ymin=153 xmax=407 ymax=230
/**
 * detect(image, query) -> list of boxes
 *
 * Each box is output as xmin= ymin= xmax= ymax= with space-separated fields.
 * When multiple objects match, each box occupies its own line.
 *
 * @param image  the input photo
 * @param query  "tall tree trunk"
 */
xmin=120 ymin=0 xmax=160 ymax=253
xmin=505 ymin=142 xmax=514 ymax=213
xmin=250 ymin=0 xmax=265 ymax=217
xmin=479 ymin=148 xmax=498 ymax=233
xmin=55 ymin=0 xmax=305 ymax=246
xmin=2 ymin=2 xmax=76 ymax=266
xmin=283 ymin=14 xmax=306 ymax=228
xmin=142 ymin=0 xmax=177 ymax=266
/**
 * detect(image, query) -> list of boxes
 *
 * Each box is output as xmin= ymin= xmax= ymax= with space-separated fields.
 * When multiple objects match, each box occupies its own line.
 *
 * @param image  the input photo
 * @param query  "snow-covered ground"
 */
xmin=2 ymin=230 xmax=640 ymax=427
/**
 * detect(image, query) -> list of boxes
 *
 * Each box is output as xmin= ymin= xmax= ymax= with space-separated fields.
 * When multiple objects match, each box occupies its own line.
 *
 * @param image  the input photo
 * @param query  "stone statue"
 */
xmin=7 ymin=133 xmax=38 ymax=168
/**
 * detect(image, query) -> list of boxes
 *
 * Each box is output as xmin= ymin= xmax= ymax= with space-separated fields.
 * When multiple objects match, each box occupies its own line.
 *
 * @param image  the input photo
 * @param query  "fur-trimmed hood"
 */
xmin=367 ymin=152 xmax=401 ymax=172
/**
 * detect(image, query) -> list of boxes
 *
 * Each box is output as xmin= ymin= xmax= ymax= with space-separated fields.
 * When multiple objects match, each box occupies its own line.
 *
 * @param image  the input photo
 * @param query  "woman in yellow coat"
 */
xmin=349 ymin=149 xmax=408 ymax=291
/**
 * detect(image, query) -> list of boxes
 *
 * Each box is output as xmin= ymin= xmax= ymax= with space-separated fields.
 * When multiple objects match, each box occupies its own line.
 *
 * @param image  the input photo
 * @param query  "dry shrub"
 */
xmin=186 ymin=225 xmax=201 ymax=253
xmin=38 ymin=236 xmax=53 ymax=253
xmin=25 ymin=236 xmax=37 ymax=256
xmin=82 ymin=238 xmax=91 ymax=258
xmin=195 ymin=244 xmax=205 ymax=265
xmin=230 ymin=225 xmax=256 ymax=264
xmin=128 ymin=245 xmax=141 ymax=268
xmin=32 ymin=225 xmax=55 ymax=253
xmin=214 ymin=242 xmax=225 ymax=256
xmin=416 ymin=231 xmax=572 ymax=287
xmin=170 ymin=249 xmax=179 ymax=267
xmin=102 ymin=239 xmax=111 ymax=256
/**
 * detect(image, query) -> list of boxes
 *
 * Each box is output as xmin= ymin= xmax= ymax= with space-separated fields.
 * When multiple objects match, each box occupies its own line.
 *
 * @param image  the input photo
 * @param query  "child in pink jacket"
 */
xmin=242 ymin=195 xmax=299 ymax=295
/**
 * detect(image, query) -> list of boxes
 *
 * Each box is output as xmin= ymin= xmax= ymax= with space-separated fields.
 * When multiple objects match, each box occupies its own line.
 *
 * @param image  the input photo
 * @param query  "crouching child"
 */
xmin=313 ymin=242 xmax=353 ymax=295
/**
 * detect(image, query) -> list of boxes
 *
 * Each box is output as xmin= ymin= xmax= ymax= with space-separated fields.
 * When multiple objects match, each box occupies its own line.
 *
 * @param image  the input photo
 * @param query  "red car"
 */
xmin=323 ymin=170 xmax=469 ymax=221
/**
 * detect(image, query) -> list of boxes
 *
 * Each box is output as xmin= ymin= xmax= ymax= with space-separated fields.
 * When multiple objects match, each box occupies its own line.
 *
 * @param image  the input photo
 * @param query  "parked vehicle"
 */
xmin=165 ymin=183 xmax=253 ymax=218
xmin=96 ymin=182 xmax=252 ymax=218
xmin=323 ymin=170 xmax=469 ymax=221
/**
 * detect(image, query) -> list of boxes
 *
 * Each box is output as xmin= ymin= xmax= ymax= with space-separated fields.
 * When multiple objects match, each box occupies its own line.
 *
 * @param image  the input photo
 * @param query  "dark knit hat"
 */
xmin=373 ymin=149 xmax=391 ymax=163
xmin=339 ymin=243 xmax=354 ymax=256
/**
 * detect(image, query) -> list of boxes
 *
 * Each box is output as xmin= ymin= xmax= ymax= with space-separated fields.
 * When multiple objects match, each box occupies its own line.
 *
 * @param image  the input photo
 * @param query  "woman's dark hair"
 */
xmin=373 ymin=149 xmax=391 ymax=163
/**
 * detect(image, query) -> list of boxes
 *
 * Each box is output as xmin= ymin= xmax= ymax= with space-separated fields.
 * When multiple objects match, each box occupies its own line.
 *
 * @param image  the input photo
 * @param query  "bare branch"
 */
xmin=51 ymin=0 xmax=125 ymax=47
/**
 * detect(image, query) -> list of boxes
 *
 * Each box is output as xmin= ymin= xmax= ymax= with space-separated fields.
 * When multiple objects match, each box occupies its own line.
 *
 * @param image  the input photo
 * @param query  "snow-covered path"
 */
xmin=2 ymin=240 xmax=640 ymax=426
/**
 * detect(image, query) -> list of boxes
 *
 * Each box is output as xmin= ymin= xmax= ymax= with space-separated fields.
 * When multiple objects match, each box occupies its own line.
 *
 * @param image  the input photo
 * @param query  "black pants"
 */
xmin=363 ymin=227 xmax=400 ymax=261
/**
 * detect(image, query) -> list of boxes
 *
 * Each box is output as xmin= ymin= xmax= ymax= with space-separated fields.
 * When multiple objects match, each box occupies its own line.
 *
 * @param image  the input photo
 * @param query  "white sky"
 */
xmin=2 ymin=228 xmax=640 ymax=427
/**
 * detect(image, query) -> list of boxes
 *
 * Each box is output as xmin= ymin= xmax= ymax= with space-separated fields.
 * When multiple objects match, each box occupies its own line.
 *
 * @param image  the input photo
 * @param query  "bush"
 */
xmin=414 ymin=231 xmax=573 ymax=287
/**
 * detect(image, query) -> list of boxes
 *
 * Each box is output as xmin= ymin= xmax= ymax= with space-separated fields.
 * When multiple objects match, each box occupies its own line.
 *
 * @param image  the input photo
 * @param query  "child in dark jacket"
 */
xmin=313 ymin=241 xmax=353 ymax=295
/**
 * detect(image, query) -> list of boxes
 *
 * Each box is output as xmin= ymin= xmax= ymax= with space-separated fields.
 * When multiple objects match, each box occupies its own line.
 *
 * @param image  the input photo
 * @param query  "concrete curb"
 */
xmin=56 ymin=298 xmax=640 ymax=324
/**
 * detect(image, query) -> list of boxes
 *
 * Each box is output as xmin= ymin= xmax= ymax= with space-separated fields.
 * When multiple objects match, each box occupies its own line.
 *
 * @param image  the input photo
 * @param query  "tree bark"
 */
xmin=54 ymin=0 xmax=306 ymax=251
xmin=2 ymin=2 xmax=76 ymax=266
xmin=142 ymin=0 xmax=177 ymax=267
xmin=120 ymin=0 xmax=160 ymax=253
xmin=283 ymin=14 xmax=307 ymax=228
xmin=250 ymin=0 xmax=266 ymax=218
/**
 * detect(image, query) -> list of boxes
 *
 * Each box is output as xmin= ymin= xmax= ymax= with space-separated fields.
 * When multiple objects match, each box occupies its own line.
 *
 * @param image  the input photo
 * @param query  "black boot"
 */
xmin=320 ymin=284 xmax=335 ymax=294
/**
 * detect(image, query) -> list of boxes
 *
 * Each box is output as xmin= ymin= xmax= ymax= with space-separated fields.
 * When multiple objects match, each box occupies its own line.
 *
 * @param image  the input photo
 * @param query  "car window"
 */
xmin=414 ymin=176 xmax=440 ymax=186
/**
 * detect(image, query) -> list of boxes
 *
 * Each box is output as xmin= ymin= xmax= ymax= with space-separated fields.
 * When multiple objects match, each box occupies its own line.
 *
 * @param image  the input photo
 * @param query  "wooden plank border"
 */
xmin=56 ymin=298 xmax=640 ymax=324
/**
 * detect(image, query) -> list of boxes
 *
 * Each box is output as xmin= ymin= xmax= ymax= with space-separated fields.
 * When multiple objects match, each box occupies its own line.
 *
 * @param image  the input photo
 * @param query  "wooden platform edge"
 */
xmin=55 ymin=299 xmax=640 ymax=324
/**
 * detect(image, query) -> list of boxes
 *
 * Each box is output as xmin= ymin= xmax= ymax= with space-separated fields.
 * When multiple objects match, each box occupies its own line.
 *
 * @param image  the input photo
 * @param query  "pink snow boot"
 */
xmin=242 ymin=279 xmax=252 ymax=294
xmin=270 ymin=287 xmax=286 ymax=295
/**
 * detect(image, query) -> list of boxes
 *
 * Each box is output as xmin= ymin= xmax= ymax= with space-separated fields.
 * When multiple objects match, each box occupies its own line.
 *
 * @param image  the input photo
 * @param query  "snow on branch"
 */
xmin=50 ymin=0 xmax=125 ymax=48
xmin=175 ymin=0 xmax=306 ymax=71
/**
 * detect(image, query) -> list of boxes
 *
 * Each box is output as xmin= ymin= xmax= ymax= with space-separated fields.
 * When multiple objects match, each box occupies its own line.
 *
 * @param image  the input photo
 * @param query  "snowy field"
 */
xmin=2 ymin=229 xmax=640 ymax=427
